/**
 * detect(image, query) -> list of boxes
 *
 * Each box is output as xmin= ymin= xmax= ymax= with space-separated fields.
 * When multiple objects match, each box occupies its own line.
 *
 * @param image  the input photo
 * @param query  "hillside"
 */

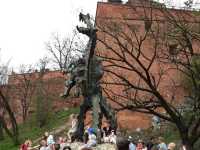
xmin=0 ymin=108 xmax=79 ymax=150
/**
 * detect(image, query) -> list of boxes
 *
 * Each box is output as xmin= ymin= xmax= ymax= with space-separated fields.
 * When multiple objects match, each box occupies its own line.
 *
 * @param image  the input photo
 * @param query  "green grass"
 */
xmin=162 ymin=126 xmax=180 ymax=144
xmin=0 ymin=107 xmax=79 ymax=150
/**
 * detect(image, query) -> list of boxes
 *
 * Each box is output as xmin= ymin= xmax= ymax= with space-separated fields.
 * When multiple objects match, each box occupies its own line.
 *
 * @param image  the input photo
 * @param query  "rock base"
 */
xmin=69 ymin=142 xmax=117 ymax=150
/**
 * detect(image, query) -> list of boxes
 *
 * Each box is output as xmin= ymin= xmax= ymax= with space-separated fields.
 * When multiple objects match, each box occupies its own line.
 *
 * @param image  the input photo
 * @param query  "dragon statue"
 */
xmin=61 ymin=13 xmax=117 ymax=142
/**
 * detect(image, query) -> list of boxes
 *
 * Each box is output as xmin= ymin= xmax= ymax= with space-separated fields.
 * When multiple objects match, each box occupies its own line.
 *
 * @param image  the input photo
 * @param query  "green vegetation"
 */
xmin=182 ymin=55 xmax=200 ymax=93
xmin=192 ymin=10 xmax=200 ymax=16
xmin=127 ymin=123 xmax=181 ymax=147
xmin=162 ymin=125 xmax=180 ymax=144
xmin=0 ymin=107 xmax=79 ymax=150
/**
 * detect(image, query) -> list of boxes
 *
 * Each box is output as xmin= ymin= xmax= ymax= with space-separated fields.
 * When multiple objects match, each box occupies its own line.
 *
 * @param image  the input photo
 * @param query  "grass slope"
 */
xmin=0 ymin=108 xmax=79 ymax=150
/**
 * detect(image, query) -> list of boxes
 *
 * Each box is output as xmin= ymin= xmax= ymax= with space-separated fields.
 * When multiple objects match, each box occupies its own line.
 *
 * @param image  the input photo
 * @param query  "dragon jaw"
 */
xmin=77 ymin=13 xmax=97 ymax=37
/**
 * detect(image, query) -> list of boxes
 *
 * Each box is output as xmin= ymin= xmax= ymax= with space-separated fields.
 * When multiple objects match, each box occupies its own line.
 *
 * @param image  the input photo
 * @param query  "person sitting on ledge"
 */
xmin=79 ymin=127 xmax=97 ymax=150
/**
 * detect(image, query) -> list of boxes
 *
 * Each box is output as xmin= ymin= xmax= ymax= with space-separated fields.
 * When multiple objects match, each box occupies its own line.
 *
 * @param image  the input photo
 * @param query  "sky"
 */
xmin=0 ymin=0 xmax=101 ymax=70
xmin=0 ymin=0 xmax=198 ymax=70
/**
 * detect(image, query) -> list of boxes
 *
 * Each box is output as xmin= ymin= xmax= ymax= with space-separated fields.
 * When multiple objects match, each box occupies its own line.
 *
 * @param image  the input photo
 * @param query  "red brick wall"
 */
xmin=6 ymin=70 xmax=81 ymax=124
xmin=95 ymin=2 xmax=199 ymax=130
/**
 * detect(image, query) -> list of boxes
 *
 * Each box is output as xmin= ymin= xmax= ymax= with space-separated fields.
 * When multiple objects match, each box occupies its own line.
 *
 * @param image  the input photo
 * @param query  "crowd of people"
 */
xmin=19 ymin=114 xmax=187 ymax=150
xmin=19 ymin=133 xmax=185 ymax=150
xmin=19 ymin=126 xmax=115 ymax=150
xmin=19 ymin=132 xmax=72 ymax=150
xmin=127 ymin=136 xmax=179 ymax=150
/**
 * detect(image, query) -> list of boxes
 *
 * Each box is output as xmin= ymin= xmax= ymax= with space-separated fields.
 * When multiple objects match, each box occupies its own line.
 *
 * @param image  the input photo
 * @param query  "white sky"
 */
xmin=0 ymin=0 xmax=198 ymax=70
xmin=0 ymin=0 xmax=101 ymax=70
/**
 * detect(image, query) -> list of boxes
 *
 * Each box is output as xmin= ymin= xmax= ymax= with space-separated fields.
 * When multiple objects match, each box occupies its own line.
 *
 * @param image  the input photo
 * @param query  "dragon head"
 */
xmin=76 ymin=12 xmax=97 ymax=37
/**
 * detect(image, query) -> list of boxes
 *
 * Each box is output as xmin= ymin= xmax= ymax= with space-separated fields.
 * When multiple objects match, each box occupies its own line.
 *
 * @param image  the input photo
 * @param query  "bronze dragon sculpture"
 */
xmin=61 ymin=13 xmax=117 ymax=142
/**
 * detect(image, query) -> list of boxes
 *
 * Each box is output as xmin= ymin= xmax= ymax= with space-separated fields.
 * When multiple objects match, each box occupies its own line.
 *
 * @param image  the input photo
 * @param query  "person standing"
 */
xmin=157 ymin=137 xmax=167 ymax=150
xmin=167 ymin=142 xmax=176 ymax=150
xmin=47 ymin=135 xmax=55 ymax=150
xmin=39 ymin=140 xmax=47 ymax=150
xmin=20 ymin=140 xmax=32 ymax=150
xmin=109 ymin=130 xmax=117 ymax=144
xmin=128 ymin=136 xmax=136 ymax=150
xmin=136 ymin=139 xmax=147 ymax=150
xmin=146 ymin=138 xmax=154 ymax=150
xmin=79 ymin=127 xmax=97 ymax=150
xmin=67 ymin=114 xmax=78 ymax=142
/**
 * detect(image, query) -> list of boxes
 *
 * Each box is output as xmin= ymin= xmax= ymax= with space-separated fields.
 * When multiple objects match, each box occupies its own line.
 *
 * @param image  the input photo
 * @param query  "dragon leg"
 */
xmin=73 ymin=97 xmax=91 ymax=141
xmin=91 ymin=94 xmax=102 ymax=143
xmin=100 ymin=97 xmax=118 ymax=132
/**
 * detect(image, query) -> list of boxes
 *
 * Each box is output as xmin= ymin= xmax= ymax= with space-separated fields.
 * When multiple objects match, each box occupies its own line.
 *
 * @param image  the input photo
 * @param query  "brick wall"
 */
xmin=5 ymin=70 xmax=80 ymax=124
xmin=95 ymin=1 xmax=199 ymax=130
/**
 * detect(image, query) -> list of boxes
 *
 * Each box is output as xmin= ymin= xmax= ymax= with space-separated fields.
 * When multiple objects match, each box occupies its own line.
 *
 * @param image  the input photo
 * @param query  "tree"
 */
xmin=0 ymin=98 xmax=4 ymax=141
xmin=46 ymin=31 xmax=84 ymax=71
xmin=96 ymin=2 xmax=200 ymax=149
xmin=0 ymin=54 xmax=19 ymax=144
xmin=0 ymin=58 xmax=8 ymax=141
xmin=35 ymin=57 xmax=51 ymax=128
xmin=13 ymin=64 xmax=36 ymax=122
xmin=0 ymin=89 xmax=19 ymax=144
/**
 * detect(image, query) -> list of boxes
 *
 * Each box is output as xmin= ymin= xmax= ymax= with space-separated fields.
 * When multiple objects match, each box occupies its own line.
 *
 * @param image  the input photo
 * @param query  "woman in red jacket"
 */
xmin=20 ymin=140 xmax=32 ymax=150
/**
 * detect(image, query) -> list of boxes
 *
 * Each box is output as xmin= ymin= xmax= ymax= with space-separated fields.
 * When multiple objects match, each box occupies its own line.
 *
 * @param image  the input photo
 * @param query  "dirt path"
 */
xmin=33 ymin=119 xmax=71 ymax=145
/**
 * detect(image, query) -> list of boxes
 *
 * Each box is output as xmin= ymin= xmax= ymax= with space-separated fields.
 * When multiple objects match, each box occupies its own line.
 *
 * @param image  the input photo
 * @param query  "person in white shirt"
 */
xmin=39 ymin=140 xmax=47 ymax=150
xmin=67 ymin=114 xmax=78 ymax=142
xmin=109 ymin=130 xmax=117 ymax=144
xmin=47 ymin=135 xmax=55 ymax=150
xmin=103 ymin=131 xmax=110 ymax=143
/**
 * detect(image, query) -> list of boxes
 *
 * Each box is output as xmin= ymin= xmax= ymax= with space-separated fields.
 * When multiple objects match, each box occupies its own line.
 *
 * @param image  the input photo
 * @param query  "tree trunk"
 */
xmin=0 ymin=116 xmax=19 ymax=144
xmin=0 ymin=91 xmax=19 ymax=145
xmin=182 ymin=140 xmax=193 ymax=150
xmin=22 ymin=107 xmax=27 ymax=123
xmin=181 ymin=132 xmax=194 ymax=150
xmin=0 ymin=121 xmax=4 ymax=141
